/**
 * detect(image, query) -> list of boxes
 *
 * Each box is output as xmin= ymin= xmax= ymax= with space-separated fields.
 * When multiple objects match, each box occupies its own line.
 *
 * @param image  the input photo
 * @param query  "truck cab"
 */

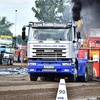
xmin=0 ymin=35 xmax=16 ymax=65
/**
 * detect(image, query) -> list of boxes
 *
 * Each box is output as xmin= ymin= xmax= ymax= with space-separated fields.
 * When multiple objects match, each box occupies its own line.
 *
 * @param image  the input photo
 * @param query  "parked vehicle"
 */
xmin=0 ymin=35 xmax=16 ymax=65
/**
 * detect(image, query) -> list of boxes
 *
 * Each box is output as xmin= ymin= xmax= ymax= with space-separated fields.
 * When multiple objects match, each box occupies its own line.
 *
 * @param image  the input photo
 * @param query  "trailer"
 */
xmin=22 ymin=22 xmax=93 ymax=82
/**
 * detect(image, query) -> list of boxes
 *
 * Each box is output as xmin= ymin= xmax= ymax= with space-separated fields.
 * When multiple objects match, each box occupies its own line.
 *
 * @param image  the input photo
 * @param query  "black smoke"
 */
xmin=71 ymin=0 xmax=94 ymax=21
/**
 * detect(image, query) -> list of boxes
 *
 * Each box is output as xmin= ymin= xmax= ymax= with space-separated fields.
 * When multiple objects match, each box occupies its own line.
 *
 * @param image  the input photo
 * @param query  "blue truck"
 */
xmin=22 ymin=22 xmax=93 ymax=82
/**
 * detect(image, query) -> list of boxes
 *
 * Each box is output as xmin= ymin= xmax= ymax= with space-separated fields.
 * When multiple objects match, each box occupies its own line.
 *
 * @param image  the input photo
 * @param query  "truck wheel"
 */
xmin=84 ymin=68 xmax=88 ymax=82
xmin=30 ymin=74 xmax=37 ymax=81
xmin=7 ymin=59 xmax=10 ymax=65
xmin=0 ymin=56 xmax=2 ymax=64
xmin=10 ymin=59 xmax=13 ymax=65
xmin=69 ymin=69 xmax=77 ymax=82
xmin=69 ymin=75 xmax=75 ymax=82
xmin=80 ymin=68 xmax=88 ymax=82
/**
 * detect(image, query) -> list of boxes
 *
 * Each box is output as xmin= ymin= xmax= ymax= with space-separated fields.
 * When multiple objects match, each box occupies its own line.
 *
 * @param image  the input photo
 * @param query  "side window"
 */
xmin=29 ymin=27 xmax=32 ymax=40
xmin=67 ymin=28 xmax=72 ymax=41
xmin=12 ymin=37 xmax=16 ymax=48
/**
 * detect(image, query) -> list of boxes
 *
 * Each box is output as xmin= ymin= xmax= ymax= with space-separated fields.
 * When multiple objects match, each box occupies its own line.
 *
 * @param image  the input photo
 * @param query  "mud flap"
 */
xmin=86 ymin=62 xmax=93 ymax=81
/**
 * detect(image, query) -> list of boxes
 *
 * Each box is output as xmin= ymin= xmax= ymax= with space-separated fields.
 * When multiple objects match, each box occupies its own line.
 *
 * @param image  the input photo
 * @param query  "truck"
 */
xmin=22 ymin=22 xmax=92 ymax=82
xmin=0 ymin=35 xmax=16 ymax=65
xmin=78 ymin=19 xmax=100 ymax=79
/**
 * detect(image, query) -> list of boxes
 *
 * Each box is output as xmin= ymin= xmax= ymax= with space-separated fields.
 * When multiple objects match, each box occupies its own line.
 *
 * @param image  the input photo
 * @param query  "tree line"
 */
xmin=0 ymin=0 xmax=71 ymax=46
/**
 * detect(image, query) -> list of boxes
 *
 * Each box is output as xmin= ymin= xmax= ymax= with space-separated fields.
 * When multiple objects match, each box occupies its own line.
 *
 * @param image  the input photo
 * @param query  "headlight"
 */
xmin=64 ymin=69 xmax=69 ymax=71
xmin=28 ymin=62 xmax=36 ymax=66
xmin=30 ymin=69 xmax=34 ymax=71
xmin=62 ymin=63 xmax=71 ymax=66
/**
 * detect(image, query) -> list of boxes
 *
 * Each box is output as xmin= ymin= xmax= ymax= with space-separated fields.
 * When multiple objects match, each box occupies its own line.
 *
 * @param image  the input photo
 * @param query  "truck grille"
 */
xmin=30 ymin=48 xmax=67 ymax=58
xmin=42 ymin=68 xmax=56 ymax=71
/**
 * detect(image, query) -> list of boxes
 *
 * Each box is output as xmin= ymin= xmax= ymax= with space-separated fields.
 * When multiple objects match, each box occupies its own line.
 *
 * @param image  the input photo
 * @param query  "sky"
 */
xmin=0 ymin=0 xmax=38 ymax=36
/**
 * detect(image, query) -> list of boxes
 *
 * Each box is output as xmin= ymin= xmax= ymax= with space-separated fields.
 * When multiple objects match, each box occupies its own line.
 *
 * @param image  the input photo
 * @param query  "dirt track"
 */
xmin=0 ymin=63 xmax=100 ymax=100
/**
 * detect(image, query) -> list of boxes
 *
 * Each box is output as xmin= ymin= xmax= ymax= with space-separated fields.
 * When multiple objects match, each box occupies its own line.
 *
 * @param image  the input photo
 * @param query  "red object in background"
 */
xmin=21 ymin=50 xmax=24 ymax=57
xmin=93 ymin=62 xmax=99 ymax=77
xmin=15 ymin=50 xmax=20 ymax=56
xmin=21 ymin=45 xmax=27 ymax=49
xmin=24 ymin=57 xmax=27 ymax=61
xmin=77 ymin=50 xmax=88 ymax=59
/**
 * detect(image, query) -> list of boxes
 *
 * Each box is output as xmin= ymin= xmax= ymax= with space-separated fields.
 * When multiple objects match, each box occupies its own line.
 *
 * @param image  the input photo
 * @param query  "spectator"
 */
xmin=20 ymin=50 xmax=24 ymax=63
xmin=15 ymin=50 xmax=20 ymax=62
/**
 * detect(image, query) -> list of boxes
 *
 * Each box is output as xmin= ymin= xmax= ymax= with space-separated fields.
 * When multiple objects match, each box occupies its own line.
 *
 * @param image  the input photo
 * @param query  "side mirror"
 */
xmin=77 ymin=31 xmax=81 ymax=39
xmin=22 ymin=27 xmax=26 ymax=40
xmin=12 ymin=37 xmax=16 ymax=48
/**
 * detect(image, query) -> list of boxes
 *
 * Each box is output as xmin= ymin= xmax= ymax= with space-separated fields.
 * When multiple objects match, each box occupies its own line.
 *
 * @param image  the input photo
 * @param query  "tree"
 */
xmin=32 ymin=0 xmax=65 ymax=22
xmin=17 ymin=35 xmax=27 ymax=45
xmin=0 ymin=16 xmax=13 ymax=36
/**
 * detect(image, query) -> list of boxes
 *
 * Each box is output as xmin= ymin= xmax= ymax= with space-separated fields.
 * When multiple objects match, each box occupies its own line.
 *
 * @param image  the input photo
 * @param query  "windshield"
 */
xmin=0 ymin=37 xmax=12 ymax=47
xmin=28 ymin=28 xmax=72 ymax=41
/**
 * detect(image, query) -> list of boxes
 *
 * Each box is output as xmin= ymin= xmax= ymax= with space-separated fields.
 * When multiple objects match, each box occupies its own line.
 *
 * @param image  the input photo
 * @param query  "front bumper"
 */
xmin=28 ymin=60 xmax=75 ymax=74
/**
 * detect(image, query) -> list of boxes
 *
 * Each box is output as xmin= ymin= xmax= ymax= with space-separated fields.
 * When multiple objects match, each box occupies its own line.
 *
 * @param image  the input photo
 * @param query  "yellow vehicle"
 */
xmin=0 ymin=35 xmax=16 ymax=65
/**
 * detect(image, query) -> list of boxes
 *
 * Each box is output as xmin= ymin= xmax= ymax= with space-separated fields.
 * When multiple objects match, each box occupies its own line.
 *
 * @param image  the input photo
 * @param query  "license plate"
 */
xmin=42 ymin=69 xmax=56 ymax=71
xmin=44 ymin=50 xmax=54 ymax=52
xmin=44 ymin=66 xmax=54 ymax=69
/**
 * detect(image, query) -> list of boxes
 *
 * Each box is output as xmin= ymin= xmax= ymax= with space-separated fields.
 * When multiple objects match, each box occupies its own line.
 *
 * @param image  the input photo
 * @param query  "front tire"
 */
xmin=7 ymin=59 xmax=10 ymax=65
xmin=69 ymin=69 xmax=77 ymax=82
xmin=30 ymin=74 xmax=37 ymax=81
xmin=0 ymin=56 xmax=2 ymax=64
xmin=10 ymin=59 xmax=13 ymax=65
